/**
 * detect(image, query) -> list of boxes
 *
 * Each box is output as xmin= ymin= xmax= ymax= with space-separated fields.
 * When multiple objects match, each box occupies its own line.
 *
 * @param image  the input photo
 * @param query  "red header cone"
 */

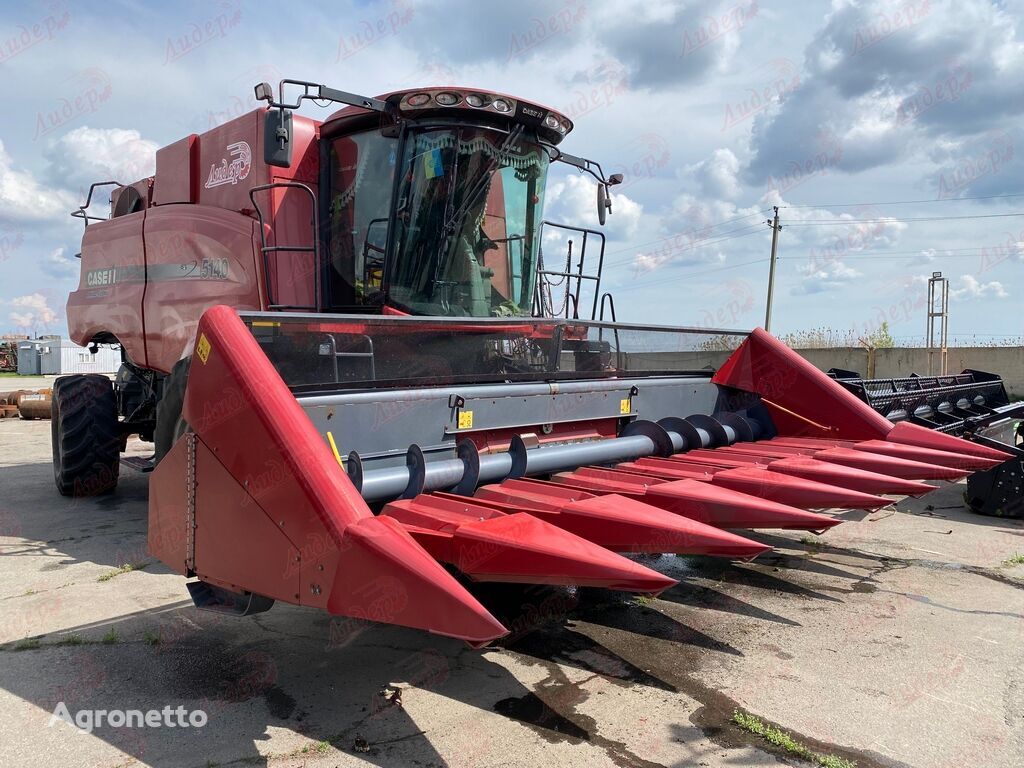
xmin=814 ymin=447 xmax=968 ymax=481
xmin=468 ymin=481 xmax=770 ymax=560
xmin=382 ymin=496 xmax=677 ymax=595
xmin=765 ymin=456 xmax=935 ymax=497
xmin=886 ymin=421 xmax=1014 ymax=461
xmin=853 ymin=439 xmax=1005 ymax=471
xmin=710 ymin=466 xmax=891 ymax=510
xmin=330 ymin=516 xmax=509 ymax=647
xmin=549 ymin=471 xmax=840 ymax=531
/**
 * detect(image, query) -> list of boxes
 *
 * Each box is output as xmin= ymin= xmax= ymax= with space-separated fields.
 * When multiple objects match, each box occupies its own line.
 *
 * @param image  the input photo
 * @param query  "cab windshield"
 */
xmin=389 ymin=126 xmax=549 ymax=317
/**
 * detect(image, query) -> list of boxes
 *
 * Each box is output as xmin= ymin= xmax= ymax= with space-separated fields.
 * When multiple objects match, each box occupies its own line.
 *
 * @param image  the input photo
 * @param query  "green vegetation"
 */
xmin=300 ymin=741 xmax=331 ymax=755
xmin=1002 ymin=553 xmax=1024 ymax=567
xmin=101 ymin=629 xmax=119 ymax=645
xmin=143 ymin=630 xmax=160 ymax=646
xmin=863 ymin=322 xmax=895 ymax=349
xmin=97 ymin=562 xmax=148 ymax=582
xmin=799 ymin=535 xmax=823 ymax=553
xmin=54 ymin=634 xmax=83 ymax=646
xmin=13 ymin=638 xmax=41 ymax=651
xmin=732 ymin=710 xmax=856 ymax=768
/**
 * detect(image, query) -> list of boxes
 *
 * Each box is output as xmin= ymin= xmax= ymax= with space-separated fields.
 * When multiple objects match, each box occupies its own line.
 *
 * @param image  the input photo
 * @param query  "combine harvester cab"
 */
xmin=54 ymin=78 xmax=1011 ymax=646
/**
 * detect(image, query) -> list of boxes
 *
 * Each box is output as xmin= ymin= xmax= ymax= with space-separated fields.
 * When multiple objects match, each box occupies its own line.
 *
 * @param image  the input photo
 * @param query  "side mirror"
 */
xmin=608 ymin=173 xmax=624 ymax=185
xmin=263 ymin=108 xmax=293 ymax=168
xmin=597 ymin=182 xmax=612 ymax=225
xmin=254 ymin=82 xmax=274 ymax=103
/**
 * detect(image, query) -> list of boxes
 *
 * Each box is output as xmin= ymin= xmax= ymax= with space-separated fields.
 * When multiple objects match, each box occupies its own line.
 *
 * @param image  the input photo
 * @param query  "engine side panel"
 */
xmin=67 ymin=211 xmax=149 ymax=366
xmin=142 ymin=205 xmax=263 ymax=373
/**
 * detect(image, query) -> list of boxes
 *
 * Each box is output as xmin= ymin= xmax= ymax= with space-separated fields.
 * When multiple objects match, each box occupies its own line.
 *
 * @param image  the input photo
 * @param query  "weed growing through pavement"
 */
xmin=731 ymin=710 xmax=856 ymax=768
xmin=97 ymin=561 xmax=149 ymax=582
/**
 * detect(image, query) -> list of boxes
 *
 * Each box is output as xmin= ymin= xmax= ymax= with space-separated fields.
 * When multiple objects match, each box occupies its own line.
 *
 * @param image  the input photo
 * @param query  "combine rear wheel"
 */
xmin=51 ymin=375 xmax=120 ymax=496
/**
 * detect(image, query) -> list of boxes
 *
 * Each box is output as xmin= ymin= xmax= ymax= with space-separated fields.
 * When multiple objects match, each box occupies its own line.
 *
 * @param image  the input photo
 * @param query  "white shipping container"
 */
xmin=36 ymin=338 xmax=121 ymax=375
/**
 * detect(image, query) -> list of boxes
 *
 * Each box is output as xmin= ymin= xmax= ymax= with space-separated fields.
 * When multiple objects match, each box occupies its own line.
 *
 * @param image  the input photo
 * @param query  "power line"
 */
xmin=613 ymin=256 xmax=770 ymax=293
xmin=782 ymin=192 xmax=1024 ymax=208
xmin=785 ymin=212 xmax=1024 ymax=225
xmin=807 ymin=251 xmax=1018 ymax=260
xmin=602 ymin=210 xmax=771 ymax=257
xmin=603 ymin=226 xmax=769 ymax=272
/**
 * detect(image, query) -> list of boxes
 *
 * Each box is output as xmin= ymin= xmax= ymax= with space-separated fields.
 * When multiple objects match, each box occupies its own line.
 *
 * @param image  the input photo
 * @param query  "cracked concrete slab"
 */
xmin=1 ymin=417 xmax=1022 ymax=767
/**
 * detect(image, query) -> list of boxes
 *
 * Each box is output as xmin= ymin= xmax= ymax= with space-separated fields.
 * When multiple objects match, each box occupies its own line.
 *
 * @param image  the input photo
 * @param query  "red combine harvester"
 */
xmin=54 ymin=79 xmax=1014 ymax=645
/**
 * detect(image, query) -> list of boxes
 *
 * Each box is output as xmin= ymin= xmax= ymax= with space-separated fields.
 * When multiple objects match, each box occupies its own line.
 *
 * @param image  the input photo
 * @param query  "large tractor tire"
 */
xmin=154 ymin=357 xmax=192 ymax=465
xmin=51 ymin=375 xmax=120 ymax=497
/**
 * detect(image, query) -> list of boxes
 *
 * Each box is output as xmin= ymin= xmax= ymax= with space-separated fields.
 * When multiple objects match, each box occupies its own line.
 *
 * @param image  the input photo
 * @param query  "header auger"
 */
xmin=53 ymin=78 xmax=1015 ymax=644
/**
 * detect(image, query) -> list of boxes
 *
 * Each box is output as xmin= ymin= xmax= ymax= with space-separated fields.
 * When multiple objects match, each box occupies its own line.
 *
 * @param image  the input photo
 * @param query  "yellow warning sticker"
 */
xmin=326 ymin=431 xmax=343 ymax=466
xmin=457 ymin=410 xmax=474 ymax=429
xmin=620 ymin=398 xmax=631 ymax=414
xmin=196 ymin=333 xmax=211 ymax=364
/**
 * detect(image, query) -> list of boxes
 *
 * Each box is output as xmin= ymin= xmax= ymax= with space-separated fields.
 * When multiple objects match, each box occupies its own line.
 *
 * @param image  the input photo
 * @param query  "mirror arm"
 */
xmin=255 ymin=79 xmax=393 ymax=116
xmin=550 ymin=150 xmax=622 ymax=187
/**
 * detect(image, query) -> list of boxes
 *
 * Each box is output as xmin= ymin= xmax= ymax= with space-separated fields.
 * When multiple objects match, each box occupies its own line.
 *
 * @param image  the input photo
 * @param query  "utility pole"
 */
xmin=764 ymin=206 xmax=782 ymax=331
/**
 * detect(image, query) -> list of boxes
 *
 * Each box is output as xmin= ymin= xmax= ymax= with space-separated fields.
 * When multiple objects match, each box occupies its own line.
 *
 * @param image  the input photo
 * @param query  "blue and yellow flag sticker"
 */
xmin=423 ymin=148 xmax=444 ymax=179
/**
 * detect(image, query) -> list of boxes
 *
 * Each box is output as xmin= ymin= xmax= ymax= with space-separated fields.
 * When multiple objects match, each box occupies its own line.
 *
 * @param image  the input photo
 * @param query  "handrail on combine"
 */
xmin=71 ymin=181 xmax=123 ymax=230
xmin=249 ymin=182 xmax=321 ymax=312
xmin=536 ymin=221 xmax=606 ymax=320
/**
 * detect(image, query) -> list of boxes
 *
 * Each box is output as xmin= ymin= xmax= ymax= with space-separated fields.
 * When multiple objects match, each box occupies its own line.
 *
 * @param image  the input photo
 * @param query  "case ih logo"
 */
xmin=204 ymin=141 xmax=251 ymax=188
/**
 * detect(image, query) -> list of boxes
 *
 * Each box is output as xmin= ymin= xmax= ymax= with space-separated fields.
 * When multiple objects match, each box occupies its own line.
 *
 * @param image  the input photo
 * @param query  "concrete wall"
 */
xmin=634 ymin=346 xmax=1024 ymax=400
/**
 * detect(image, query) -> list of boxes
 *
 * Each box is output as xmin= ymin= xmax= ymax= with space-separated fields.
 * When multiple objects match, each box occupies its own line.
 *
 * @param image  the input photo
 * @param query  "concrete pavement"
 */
xmin=1 ymin=416 xmax=1022 ymax=768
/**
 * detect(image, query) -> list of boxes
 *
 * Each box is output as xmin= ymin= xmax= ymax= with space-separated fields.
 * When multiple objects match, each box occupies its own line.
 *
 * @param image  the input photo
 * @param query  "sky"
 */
xmin=0 ymin=0 xmax=1022 ymax=345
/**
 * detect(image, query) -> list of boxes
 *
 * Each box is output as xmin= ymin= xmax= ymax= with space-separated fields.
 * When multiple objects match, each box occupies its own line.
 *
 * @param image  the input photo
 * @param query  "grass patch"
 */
xmin=143 ymin=630 xmax=160 ymax=646
xmin=97 ymin=562 xmax=148 ymax=582
xmin=300 ymin=741 xmax=331 ymax=755
xmin=54 ymin=634 xmax=83 ymax=646
xmin=101 ymin=629 xmax=119 ymax=645
xmin=1002 ymin=553 xmax=1024 ymax=567
xmin=13 ymin=638 xmax=41 ymax=651
xmin=633 ymin=594 xmax=654 ymax=606
xmin=799 ymin=535 xmax=824 ymax=555
xmin=732 ymin=710 xmax=856 ymax=768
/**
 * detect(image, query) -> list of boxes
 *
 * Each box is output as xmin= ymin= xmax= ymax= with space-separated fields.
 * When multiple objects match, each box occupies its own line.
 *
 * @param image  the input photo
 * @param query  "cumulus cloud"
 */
xmin=792 ymin=257 xmax=862 ymax=295
xmin=595 ymin=0 xmax=754 ymax=88
xmin=545 ymin=172 xmax=642 ymax=239
xmin=745 ymin=0 xmax=1024 ymax=186
xmin=949 ymin=274 xmax=1008 ymax=301
xmin=45 ymin=126 xmax=158 ymax=190
xmin=689 ymin=148 xmax=741 ymax=199
xmin=400 ymin=0 xmax=753 ymax=87
xmin=8 ymin=293 xmax=59 ymax=332
xmin=629 ymin=195 xmax=763 ymax=275
xmin=41 ymin=247 xmax=78 ymax=280
xmin=0 ymin=141 xmax=76 ymax=222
